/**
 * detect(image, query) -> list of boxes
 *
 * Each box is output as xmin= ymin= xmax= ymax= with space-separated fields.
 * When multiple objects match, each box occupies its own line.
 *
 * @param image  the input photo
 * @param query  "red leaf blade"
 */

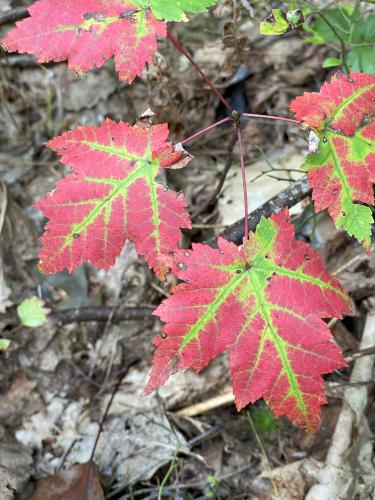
xmin=2 ymin=0 xmax=166 ymax=83
xmin=36 ymin=119 xmax=192 ymax=278
xmin=145 ymin=209 xmax=351 ymax=430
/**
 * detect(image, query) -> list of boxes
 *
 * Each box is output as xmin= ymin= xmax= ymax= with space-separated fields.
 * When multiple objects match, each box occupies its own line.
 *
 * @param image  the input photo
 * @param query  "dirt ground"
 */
xmin=0 ymin=1 xmax=374 ymax=499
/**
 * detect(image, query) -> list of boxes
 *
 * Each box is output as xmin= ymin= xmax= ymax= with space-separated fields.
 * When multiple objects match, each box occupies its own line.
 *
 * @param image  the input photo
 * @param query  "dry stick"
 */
xmin=167 ymin=30 xmax=233 ymax=113
xmin=0 ymin=7 xmax=29 ymax=27
xmin=50 ymin=306 xmax=154 ymax=325
xmin=206 ymin=175 xmax=311 ymax=247
xmin=175 ymin=391 xmax=235 ymax=417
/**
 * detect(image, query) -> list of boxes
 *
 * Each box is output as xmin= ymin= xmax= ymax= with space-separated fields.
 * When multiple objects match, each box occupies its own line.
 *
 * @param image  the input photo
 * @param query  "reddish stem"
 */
xmin=181 ymin=117 xmax=232 ymax=145
xmin=236 ymin=125 xmax=249 ymax=241
xmin=242 ymin=113 xmax=300 ymax=125
xmin=167 ymin=31 xmax=233 ymax=113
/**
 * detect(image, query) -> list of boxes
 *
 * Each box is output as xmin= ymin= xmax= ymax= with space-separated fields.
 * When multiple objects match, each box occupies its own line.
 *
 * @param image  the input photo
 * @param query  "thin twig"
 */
xmin=181 ymin=116 xmax=232 ymax=145
xmin=236 ymin=124 xmax=249 ymax=240
xmin=167 ymin=31 xmax=233 ymax=113
xmin=118 ymin=465 xmax=253 ymax=499
xmin=89 ymin=357 xmax=140 ymax=461
xmin=247 ymin=411 xmax=280 ymax=497
xmin=242 ymin=113 xmax=300 ymax=125
xmin=191 ymin=122 xmax=237 ymax=220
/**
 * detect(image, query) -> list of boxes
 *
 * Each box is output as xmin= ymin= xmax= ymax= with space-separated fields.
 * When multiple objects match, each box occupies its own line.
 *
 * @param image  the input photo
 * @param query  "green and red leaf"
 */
xmin=290 ymin=72 xmax=375 ymax=247
xmin=2 ymin=0 xmax=166 ymax=83
xmin=145 ymin=209 xmax=350 ymax=431
xmin=36 ymin=119 xmax=192 ymax=278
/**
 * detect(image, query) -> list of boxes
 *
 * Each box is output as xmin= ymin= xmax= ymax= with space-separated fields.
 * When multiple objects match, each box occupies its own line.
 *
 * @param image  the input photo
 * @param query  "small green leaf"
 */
xmin=17 ymin=297 xmax=49 ymax=327
xmin=352 ymin=14 xmax=375 ymax=44
xmin=150 ymin=0 xmax=217 ymax=22
xmin=286 ymin=9 xmax=304 ymax=27
xmin=303 ymin=7 xmax=352 ymax=45
xmin=322 ymin=56 xmax=341 ymax=68
xmin=260 ymin=9 xmax=289 ymax=35
xmin=347 ymin=46 xmax=375 ymax=75
xmin=0 ymin=339 xmax=10 ymax=350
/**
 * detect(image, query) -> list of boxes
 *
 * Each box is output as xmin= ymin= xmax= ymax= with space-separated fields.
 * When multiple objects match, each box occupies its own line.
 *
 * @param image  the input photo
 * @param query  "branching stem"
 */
xmin=167 ymin=31 xmax=233 ymax=113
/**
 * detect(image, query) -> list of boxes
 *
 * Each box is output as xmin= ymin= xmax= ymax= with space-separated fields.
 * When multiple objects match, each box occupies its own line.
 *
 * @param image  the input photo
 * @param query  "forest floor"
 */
xmin=0 ymin=1 xmax=374 ymax=499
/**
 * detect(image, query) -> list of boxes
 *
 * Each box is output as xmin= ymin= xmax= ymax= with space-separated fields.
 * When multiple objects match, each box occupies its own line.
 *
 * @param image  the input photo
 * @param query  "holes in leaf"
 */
xmin=83 ymin=11 xmax=106 ymax=22
xmin=177 ymin=262 xmax=188 ymax=271
xmin=332 ymin=188 xmax=339 ymax=195
xmin=159 ymin=332 xmax=167 ymax=339
xmin=73 ymin=233 xmax=80 ymax=239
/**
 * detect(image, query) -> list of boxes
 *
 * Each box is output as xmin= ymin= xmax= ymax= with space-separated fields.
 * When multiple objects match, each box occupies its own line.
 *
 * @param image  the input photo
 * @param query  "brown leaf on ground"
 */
xmin=30 ymin=461 xmax=104 ymax=500
xmin=0 ymin=424 xmax=33 ymax=500
xmin=0 ymin=371 xmax=43 ymax=427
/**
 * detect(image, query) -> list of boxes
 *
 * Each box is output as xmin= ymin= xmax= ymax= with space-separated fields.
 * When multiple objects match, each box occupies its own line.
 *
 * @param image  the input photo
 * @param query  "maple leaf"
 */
xmin=145 ymin=209 xmax=350 ymax=430
xmin=2 ymin=0 xmax=166 ymax=83
xmin=150 ymin=0 xmax=217 ymax=22
xmin=290 ymin=72 xmax=375 ymax=247
xmin=36 ymin=119 xmax=192 ymax=278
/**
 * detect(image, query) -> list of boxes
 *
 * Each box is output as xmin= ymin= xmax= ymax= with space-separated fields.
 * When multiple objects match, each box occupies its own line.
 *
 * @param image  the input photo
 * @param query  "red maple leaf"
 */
xmin=145 ymin=209 xmax=351 ymax=430
xmin=2 ymin=0 xmax=166 ymax=83
xmin=36 ymin=119 xmax=192 ymax=278
xmin=290 ymin=72 xmax=375 ymax=247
